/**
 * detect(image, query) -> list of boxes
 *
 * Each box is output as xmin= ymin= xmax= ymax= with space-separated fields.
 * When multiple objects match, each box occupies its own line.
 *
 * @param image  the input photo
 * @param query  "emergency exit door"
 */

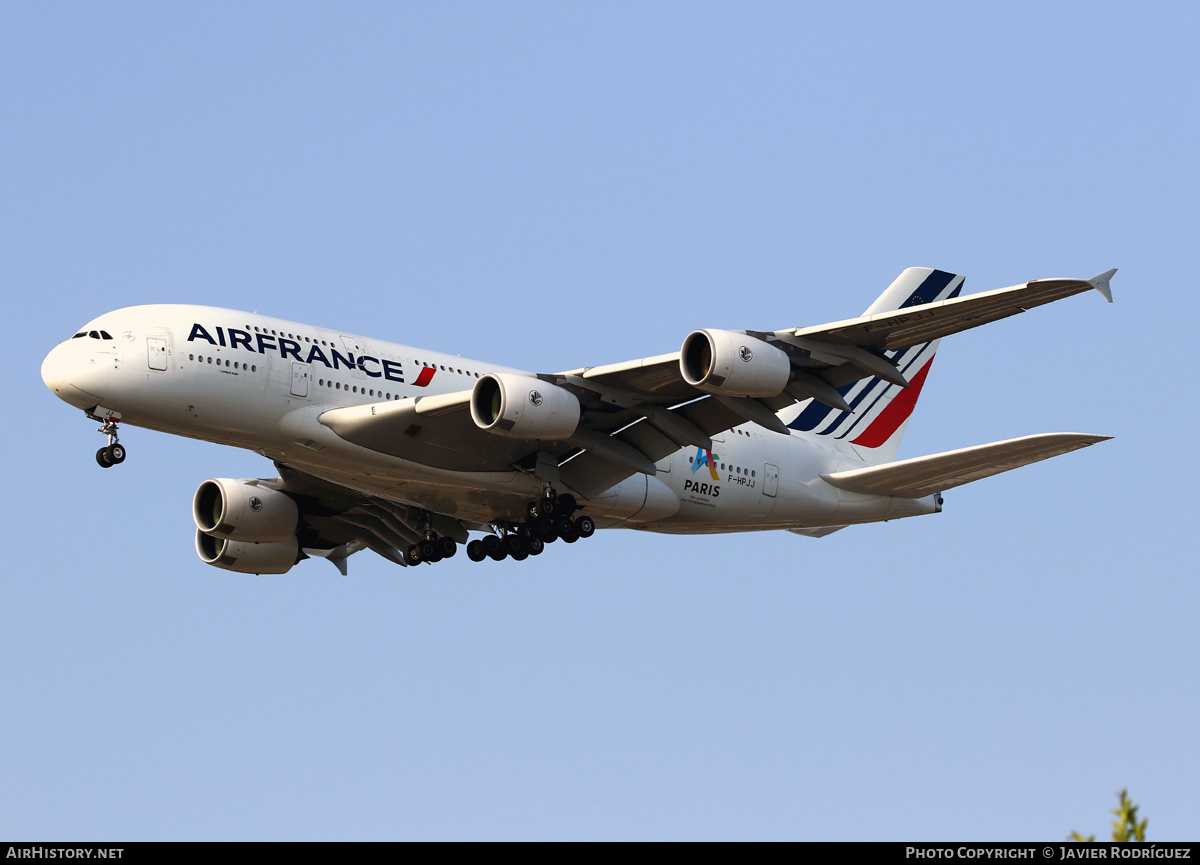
xmin=147 ymin=337 xmax=168 ymax=371
xmin=290 ymin=362 xmax=310 ymax=397
xmin=763 ymin=463 xmax=779 ymax=498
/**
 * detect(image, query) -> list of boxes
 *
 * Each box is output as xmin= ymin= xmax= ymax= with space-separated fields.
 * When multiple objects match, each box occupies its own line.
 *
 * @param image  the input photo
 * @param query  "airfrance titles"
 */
xmin=187 ymin=324 xmax=403 ymax=383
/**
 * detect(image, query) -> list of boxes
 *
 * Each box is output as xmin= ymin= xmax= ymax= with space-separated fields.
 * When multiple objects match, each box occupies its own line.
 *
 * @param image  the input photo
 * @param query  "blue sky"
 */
xmin=3 ymin=2 xmax=1197 ymax=840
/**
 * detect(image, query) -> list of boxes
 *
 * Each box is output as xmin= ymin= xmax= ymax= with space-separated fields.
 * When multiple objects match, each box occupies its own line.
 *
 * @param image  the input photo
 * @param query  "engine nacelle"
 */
xmin=470 ymin=373 xmax=581 ymax=440
xmin=192 ymin=478 xmax=299 ymax=543
xmin=680 ymin=330 xmax=791 ymax=397
xmin=195 ymin=530 xmax=300 ymax=575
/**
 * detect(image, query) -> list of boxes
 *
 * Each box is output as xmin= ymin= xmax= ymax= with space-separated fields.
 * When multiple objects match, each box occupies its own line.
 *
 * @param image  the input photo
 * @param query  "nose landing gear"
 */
xmin=94 ymin=419 xmax=126 ymax=468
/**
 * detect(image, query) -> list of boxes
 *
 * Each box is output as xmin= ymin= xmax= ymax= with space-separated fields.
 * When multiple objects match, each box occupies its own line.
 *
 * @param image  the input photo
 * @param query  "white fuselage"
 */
xmin=41 ymin=305 xmax=938 ymax=534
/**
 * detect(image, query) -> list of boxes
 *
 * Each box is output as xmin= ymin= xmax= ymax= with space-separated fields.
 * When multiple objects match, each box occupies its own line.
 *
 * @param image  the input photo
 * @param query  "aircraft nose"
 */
xmin=41 ymin=342 xmax=104 ymax=408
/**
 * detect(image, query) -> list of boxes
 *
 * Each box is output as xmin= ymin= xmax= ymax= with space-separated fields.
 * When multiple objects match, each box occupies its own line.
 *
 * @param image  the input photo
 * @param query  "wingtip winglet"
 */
xmin=1088 ymin=268 xmax=1117 ymax=303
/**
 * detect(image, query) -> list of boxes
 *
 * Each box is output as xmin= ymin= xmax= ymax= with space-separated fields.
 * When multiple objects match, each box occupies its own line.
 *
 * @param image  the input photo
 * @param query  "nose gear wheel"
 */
xmin=93 ymin=419 xmax=126 ymax=468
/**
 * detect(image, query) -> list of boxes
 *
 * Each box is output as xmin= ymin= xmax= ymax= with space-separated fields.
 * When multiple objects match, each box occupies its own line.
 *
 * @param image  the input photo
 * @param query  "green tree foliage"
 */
xmin=1070 ymin=790 xmax=1147 ymax=842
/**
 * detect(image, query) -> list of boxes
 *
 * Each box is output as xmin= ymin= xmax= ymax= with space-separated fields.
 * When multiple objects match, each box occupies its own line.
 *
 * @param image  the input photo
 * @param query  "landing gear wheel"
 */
xmin=553 ymin=515 xmax=574 ymax=537
xmin=418 ymin=539 xmax=440 ymax=562
xmin=483 ymin=535 xmax=505 ymax=561
xmin=438 ymin=536 xmax=457 ymax=559
xmin=556 ymin=494 xmax=577 ymax=515
xmin=530 ymin=517 xmax=553 ymax=540
xmin=503 ymin=535 xmax=525 ymax=558
xmin=575 ymin=515 xmax=595 ymax=538
xmin=96 ymin=447 xmax=114 ymax=468
xmin=467 ymin=540 xmax=486 ymax=562
xmin=539 ymin=495 xmax=557 ymax=517
xmin=527 ymin=537 xmax=545 ymax=556
xmin=561 ymin=527 xmax=580 ymax=544
xmin=106 ymin=443 xmax=126 ymax=464
xmin=404 ymin=544 xmax=423 ymax=566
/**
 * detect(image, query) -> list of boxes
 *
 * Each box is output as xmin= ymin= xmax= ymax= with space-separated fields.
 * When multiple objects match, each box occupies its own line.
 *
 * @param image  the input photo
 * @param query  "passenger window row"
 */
xmin=414 ymin=360 xmax=480 ymax=378
xmin=687 ymin=455 xmax=756 ymax=477
xmin=189 ymin=354 xmax=257 ymax=372
xmin=315 ymin=378 xmax=400 ymax=399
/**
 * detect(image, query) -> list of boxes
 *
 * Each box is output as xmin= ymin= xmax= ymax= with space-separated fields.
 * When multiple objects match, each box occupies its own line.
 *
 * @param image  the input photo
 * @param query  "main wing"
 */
xmin=300 ymin=268 xmax=1115 ymax=501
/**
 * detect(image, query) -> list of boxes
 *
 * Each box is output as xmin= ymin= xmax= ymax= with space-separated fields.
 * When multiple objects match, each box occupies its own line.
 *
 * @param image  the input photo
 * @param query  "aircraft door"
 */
xmin=147 ymin=337 xmax=168 ymax=371
xmin=763 ymin=462 xmax=779 ymax=498
xmin=290 ymin=362 xmax=310 ymax=397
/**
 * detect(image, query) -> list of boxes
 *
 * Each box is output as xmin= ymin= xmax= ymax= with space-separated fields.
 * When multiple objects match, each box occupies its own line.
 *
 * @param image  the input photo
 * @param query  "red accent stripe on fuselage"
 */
xmin=413 ymin=367 xmax=436 ymax=387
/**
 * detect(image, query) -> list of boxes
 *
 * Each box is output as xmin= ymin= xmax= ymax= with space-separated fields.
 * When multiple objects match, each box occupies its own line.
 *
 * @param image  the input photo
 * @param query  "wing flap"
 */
xmin=821 ymin=432 xmax=1111 ymax=498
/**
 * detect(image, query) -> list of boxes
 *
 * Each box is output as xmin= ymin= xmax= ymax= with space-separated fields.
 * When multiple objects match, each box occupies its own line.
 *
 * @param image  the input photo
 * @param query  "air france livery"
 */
xmin=41 ymin=267 xmax=1115 ymax=573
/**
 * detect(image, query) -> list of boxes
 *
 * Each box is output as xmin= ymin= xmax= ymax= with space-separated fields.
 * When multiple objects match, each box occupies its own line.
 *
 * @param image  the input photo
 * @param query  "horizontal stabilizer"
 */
xmin=821 ymin=433 xmax=1111 ymax=498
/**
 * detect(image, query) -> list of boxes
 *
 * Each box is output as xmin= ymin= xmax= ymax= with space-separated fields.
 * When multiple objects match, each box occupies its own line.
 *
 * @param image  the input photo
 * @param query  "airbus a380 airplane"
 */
xmin=41 ymin=267 xmax=1114 ymax=574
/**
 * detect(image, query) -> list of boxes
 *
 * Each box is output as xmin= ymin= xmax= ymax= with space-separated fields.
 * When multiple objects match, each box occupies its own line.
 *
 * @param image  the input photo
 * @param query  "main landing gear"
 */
xmin=94 ymin=419 xmax=126 ymax=468
xmin=404 ymin=534 xmax=458 ymax=566
xmin=464 ymin=491 xmax=596 ymax=565
xmin=403 ymin=516 xmax=460 ymax=566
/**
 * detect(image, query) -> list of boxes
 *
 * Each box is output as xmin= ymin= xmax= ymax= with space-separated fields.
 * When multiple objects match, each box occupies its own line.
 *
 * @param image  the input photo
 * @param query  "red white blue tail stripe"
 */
xmin=784 ymin=269 xmax=964 ymax=463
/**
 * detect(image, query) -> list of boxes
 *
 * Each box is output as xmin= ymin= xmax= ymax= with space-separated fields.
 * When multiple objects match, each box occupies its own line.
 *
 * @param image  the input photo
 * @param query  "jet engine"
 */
xmin=195 ymin=530 xmax=300 ymax=575
xmin=470 ymin=373 xmax=581 ymax=440
xmin=680 ymin=330 xmax=791 ymax=397
xmin=192 ymin=478 xmax=299 ymax=543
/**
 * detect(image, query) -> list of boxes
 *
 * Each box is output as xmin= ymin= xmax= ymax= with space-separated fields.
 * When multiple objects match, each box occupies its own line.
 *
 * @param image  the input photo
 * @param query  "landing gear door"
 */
xmin=763 ymin=463 xmax=779 ymax=498
xmin=147 ymin=337 xmax=168 ymax=371
xmin=290 ymin=362 xmax=310 ymax=398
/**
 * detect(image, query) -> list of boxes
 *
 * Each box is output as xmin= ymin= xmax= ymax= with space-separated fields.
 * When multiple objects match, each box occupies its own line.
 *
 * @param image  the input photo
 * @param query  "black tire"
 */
xmin=483 ymin=535 xmax=505 ymax=561
xmin=404 ymin=544 xmax=423 ymax=566
xmin=553 ymin=515 xmax=574 ymax=537
xmin=95 ymin=447 xmax=113 ymax=468
xmin=556 ymin=494 xmax=577 ymax=515
xmin=531 ymin=517 xmax=553 ymax=539
xmin=419 ymin=540 xmax=438 ymax=562
xmin=466 ymin=540 xmax=486 ymax=562
xmin=503 ymin=535 xmax=524 ymax=557
xmin=527 ymin=537 xmax=544 ymax=556
xmin=511 ymin=549 xmax=529 ymax=562
xmin=106 ymin=443 xmax=126 ymax=464
xmin=438 ymin=536 xmax=457 ymax=558
xmin=561 ymin=528 xmax=579 ymax=544
xmin=575 ymin=515 xmax=595 ymax=538
xmin=539 ymin=495 xmax=557 ymax=516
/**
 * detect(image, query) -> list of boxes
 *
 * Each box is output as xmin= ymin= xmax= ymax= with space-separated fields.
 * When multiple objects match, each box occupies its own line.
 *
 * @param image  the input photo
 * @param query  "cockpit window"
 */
xmin=88 ymin=331 xmax=100 ymax=339
xmin=72 ymin=332 xmax=87 ymax=339
xmin=99 ymin=330 xmax=113 ymax=340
